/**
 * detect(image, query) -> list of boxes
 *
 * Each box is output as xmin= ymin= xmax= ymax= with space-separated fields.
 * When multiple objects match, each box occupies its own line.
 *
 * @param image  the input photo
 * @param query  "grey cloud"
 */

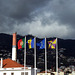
xmin=0 ymin=15 xmax=15 ymax=32
xmin=0 ymin=0 xmax=49 ymax=19
xmin=0 ymin=0 xmax=75 ymax=39
xmin=34 ymin=0 xmax=75 ymax=39
xmin=49 ymin=0 xmax=75 ymax=27
xmin=38 ymin=0 xmax=75 ymax=28
xmin=0 ymin=0 xmax=50 ymax=33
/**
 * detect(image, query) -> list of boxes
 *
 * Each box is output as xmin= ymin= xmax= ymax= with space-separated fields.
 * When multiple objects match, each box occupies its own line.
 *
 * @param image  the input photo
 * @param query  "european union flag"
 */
xmin=37 ymin=39 xmax=45 ymax=49
xmin=27 ymin=38 xmax=34 ymax=49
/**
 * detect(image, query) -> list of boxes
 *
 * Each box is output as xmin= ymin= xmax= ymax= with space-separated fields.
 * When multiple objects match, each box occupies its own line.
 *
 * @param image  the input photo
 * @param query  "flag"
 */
xmin=48 ymin=39 xmax=56 ymax=49
xmin=27 ymin=38 xmax=34 ymax=49
xmin=18 ymin=38 xmax=25 ymax=49
xmin=36 ymin=39 xmax=45 ymax=49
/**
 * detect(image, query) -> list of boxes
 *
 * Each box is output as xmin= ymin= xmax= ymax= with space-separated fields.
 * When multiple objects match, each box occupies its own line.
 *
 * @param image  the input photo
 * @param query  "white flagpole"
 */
xmin=24 ymin=36 xmax=26 ymax=75
xmin=34 ymin=37 xmax=36 ymax=75
xmin=56 ymin=38 xmax=58 ymax=75
xmin=45 ymin=37 xmax=47 ymax=75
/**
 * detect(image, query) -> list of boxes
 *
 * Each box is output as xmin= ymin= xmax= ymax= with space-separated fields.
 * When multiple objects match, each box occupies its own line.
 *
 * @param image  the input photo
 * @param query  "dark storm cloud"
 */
xmin=0 ymin=15 xmax=15 ymax=32
xmin=0 ymin=0 xmax=49 ymax=19
xmin=0 ymin=0 xmax=75 ymax=39
xmin=0 ymin=0 xmax=50 ymax=33
xmin=33 ymin=0 xmax=75 ymax=39
xmin=49 ymin=0 xmax=75 ymax=27
xmin=48 ymin=0 xmax=75 ymax=39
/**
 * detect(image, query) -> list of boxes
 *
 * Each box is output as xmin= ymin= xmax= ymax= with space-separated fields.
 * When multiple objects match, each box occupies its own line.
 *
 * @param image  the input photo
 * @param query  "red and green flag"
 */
xmin=18 ymin=38 xmax=25 ymax=49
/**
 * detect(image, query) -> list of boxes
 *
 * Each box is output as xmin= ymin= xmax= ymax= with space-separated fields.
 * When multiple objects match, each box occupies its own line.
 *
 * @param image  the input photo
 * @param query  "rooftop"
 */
xmin=0 ymin=58 xmax=28 ymax=69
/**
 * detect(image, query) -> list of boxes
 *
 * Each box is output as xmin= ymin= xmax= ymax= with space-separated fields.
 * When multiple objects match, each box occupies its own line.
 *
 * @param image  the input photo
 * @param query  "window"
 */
xmin=21 ymin=72 xmax=28 ymax=75
xmin=21 ymin=72 xmax=24 ymax=75
xmin=11 ymin=73 xmax=14 ymax=75
xmin=25 ymin=72 xmax=28 ymax=75
xmin=3 ymin=73 xmax=6 ymax=75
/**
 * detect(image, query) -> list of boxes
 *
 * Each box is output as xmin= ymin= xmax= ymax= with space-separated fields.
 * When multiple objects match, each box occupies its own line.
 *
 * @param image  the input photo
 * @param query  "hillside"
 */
xmin=0 ymin=33 xmax=75 ymax=70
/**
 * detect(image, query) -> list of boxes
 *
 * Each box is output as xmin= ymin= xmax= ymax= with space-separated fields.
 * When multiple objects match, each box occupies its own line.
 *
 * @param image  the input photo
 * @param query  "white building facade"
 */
xmin=0 ymin=58 xmax=32 ymax=75
xmin=0 ymin=67 xmax=31 ymax=75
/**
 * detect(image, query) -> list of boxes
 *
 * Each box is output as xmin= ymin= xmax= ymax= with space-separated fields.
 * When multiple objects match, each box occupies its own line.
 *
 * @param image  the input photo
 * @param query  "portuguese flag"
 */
xmin=18 ymin=38 xmax=25 ymax=49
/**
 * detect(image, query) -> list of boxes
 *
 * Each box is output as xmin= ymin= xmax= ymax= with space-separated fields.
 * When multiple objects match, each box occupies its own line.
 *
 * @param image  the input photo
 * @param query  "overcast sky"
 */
xmin=0 ymin=0 xmax=75 ymax=39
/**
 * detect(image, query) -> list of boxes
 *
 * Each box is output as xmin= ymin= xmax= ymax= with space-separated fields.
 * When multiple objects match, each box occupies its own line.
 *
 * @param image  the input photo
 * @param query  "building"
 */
xmin=0 ymin=33 xmax=32 ymax=75
xmin=37 ymin=71 xmax=64 ymax=75
xmin=37 ymin=71 xmax=51 ymax=75
xmin=0 ymin=58 xmax=31 ymax=75
xmin=72 ymin=71 xmax=75 ymax=75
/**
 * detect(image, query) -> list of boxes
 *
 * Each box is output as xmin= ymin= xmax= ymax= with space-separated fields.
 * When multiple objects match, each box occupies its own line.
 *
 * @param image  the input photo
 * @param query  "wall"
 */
xmin=0 ymin=68 xmax=31 ymax=75
xmin=37 ymin=73 xmax=51 ymax=75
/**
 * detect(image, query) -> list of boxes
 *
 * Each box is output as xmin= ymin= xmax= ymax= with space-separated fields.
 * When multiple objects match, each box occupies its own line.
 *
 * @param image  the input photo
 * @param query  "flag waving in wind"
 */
xmin=18 ymin=38 xmax=25 ymax=49
xmin=27 ymin=38 xmax=34 ymax=49
xmin=48 ymin=39 xmax=56 ymax=49
xmin=37 ymin=39 xmax=45 ymax=49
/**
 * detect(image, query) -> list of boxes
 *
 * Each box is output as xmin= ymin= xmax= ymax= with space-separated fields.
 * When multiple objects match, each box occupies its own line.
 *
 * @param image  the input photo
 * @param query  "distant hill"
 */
xmin=0 ymin=33 xmax=75 ymax=70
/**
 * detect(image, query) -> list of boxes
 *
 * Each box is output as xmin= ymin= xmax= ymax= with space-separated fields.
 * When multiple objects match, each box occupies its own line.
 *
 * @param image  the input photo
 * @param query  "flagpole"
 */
xmin=24 ymin=36 xmax=26 ymax=75
xmin=45 ymin=37 xmax=47 ymax=75
xmin=34 ymin=37 xmax=36 ymax=75
xmin=56 ymin=38 xmax=58 ymax=75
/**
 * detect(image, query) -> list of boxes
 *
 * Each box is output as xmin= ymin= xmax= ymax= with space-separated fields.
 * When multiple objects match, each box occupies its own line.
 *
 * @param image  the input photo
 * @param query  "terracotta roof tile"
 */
xmin=0 ymin=58 xmax=28 ymax=69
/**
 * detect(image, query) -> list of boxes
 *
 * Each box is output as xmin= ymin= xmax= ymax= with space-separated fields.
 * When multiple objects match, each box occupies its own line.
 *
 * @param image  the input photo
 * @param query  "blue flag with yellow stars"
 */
xmin=36 ymin=39 xmax=45 ymax=49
